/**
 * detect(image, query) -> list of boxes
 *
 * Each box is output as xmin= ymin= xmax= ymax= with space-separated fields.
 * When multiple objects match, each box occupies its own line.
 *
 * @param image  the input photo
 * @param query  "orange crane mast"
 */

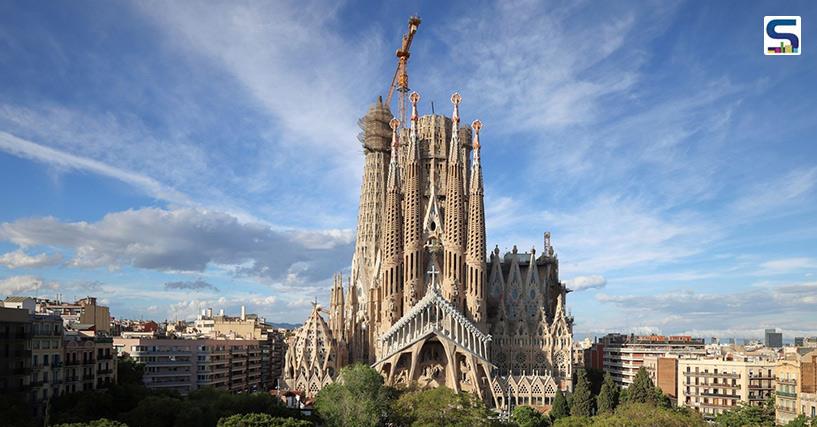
xmin=386 ymin=16 xmax=421 ymax=127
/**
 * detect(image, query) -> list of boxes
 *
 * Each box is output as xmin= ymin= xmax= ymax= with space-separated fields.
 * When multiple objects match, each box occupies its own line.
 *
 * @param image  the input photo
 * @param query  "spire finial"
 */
xmin=410 ymin=91 xmax=420 ymax=122
xmin=471 ymin=120 xmax=482 ymax=150
xmin=389 ymin=118 xmax=400 ymax=150
xmin=450 ymin=92 xmax=461 ymax=124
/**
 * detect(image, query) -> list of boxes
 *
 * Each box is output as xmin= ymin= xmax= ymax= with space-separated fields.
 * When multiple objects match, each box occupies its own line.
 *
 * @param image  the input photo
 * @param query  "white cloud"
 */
xmin=0 ymin=207 xmax=354 ymax=286
xmin=136 ymin=0 xmax=387 ymax=193
xmin=0 ymin=249 xmax=63 ymax=269
xmin=591 ymin=281 xmax=817 ymax=335
xmin=0 ymin=131 xmax=191 ymax=205
xmin=730 ymin=167 xmax=817 ymax=218
xmin=0 ymin=275 xmax=59 ymax=296
xmin=544 ymin=194 xmax=716 ymax=274
xmin=758 ymin=257 xmax=817 ymax=274
xmin=564 ymin=275 xmax=607 ymax=291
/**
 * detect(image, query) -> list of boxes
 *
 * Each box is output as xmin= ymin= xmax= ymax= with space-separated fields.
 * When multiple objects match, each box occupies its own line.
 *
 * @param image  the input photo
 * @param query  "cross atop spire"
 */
xmin=389 ymin=118 xmax=400 ymax=151
xmin=472 ymin=119 xmax=482 ymax=150
xmin=428 ymin=264 xmax=440 ymax=292
xmin=410 ymin=91 xmax=420 ymax=123
xmin=450 ymin=92 xmax=461 ymax=124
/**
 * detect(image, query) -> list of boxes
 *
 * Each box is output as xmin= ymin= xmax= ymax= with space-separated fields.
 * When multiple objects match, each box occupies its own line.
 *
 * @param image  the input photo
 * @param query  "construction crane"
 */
xmin=386 ymin=15 xmax=421 ymax=127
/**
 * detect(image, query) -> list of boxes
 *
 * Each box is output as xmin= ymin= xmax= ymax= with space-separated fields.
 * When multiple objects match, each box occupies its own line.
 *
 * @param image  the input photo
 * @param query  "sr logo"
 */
xmin=765 ymin=16 xmax=801 ymax=55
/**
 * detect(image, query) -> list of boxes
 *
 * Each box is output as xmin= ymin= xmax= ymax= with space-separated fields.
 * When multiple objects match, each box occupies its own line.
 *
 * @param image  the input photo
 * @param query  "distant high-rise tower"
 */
xmin=764 ymin=328 xmax=783 ymax=348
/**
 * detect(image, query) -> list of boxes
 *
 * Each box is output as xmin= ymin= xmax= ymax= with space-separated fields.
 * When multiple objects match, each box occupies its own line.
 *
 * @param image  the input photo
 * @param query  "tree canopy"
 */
xmin=553 ymin=402 xmax=705 ymax=427
xmin=392 ymin=386 xmax=496 ymax=427
xmin=550 ymin=389 xmax=570 ymax=420
xmin=314 ymin=363 xmax=393 ymax=427
xmin=714 ymin=397 xmax=776 ymax=427
xmin=570 ymin=369 xmax=595 ymax=417
xmin=52 ymin=419 xmax=129 ymax=427
xmin=626 ymin=368 xmax=654 ymax=404
xmin=512 ymin=405 xmax=551 ymax=427
xmin=595 ymin=373 xmax=618 ymax=415
xmin=216 ymin=413 xmax=312 ymax=427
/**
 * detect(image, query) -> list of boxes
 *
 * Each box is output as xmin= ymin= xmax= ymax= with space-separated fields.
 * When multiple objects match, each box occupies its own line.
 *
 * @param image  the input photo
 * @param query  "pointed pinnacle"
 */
xmin=471 ymin=120 xmax=482 ymax=149
xmin=410 ymin=91 xmax=420 ymax=122
xmin=450 ymin=92 xmax=462 ymax=124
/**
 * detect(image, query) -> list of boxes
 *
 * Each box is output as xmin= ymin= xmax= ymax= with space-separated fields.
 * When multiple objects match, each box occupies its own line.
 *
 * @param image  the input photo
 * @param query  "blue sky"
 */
xmin=1 ymin=0 xmax=816 ymax=339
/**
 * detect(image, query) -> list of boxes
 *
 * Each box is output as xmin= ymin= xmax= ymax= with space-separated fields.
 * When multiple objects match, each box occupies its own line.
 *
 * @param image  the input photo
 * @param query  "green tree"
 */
xmin=583 ymin=369 xmax=605 ymax=396
xmin=52 ymin=419 xmax=128 ymax=427
xmin=116 ymin=357 xmax=145 ymax=386
xmin=570 ymin=369 xmax=594 ymax=417
xmin=0 ymin=395 xmax=36 ymax=427
xmin=512 ymin=405 xmax=551 ymax=427
xmin=652 ymin=386 xmax=672 ymax=408
xmin=595 ymin=373 xmax=619 ymax=415
xmin=314 ymin=363 xmax=392 ymax=427
xmin=714 ymin=397 xmax=776 ymax=427
xmin=784 ymin=415 xmax=811 ymax=427
xmin=392 ymin=386 xmax=495 ymax=426
xmin=552 ymin=417 xmax=591 ymax=427
xmin=216 ymin=413 xmax=311 ymax=427
xmin=550 ymin=389 xmax=570 ymax=420
xmin=627 ymin=368 xmax=655 ymax=404
xmin=596 ymin=402 xmax=706 ymax=426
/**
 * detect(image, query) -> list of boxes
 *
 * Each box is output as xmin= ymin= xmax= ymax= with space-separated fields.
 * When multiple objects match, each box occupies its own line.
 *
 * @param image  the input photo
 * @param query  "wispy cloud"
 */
xmin=0 ymin=275 xmax=59 ymax=296
xmin=164 ymin=279 xmax=219 ymax=292
xmin=0 ymin=249 xmax=63 ymax=269
xmin=0 ymin=131 xmax=190 ymax=205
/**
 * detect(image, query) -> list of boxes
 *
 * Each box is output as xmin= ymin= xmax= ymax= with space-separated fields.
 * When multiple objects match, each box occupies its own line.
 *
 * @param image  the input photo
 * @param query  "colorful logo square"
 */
xmin=765 ymin=16 xmax=801 ymax=55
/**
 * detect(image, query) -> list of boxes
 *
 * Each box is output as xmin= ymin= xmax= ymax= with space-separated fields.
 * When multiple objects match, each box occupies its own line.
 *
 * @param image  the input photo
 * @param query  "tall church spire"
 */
xmin=443 ymin=93 xmax=466 ymax=309
xmin=465 ymin=119 xmax=487 ymax=326
xmin=329 ymin=273 xmax=345 ymax=340
xmin=380 ymin=118 xmax=404 ymax=333
xmin=403 ymin=92 xmax=424 ymax=312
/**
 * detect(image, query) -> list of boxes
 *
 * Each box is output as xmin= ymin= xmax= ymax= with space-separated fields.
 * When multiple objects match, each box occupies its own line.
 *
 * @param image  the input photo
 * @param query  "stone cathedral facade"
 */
xmin=284 ymin=92 xmax=573 ymax=409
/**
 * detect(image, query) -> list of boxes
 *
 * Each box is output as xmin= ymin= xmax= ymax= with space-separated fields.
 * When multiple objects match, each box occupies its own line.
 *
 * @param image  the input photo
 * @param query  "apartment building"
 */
xmin=30 ymin=313 xmax=64 ymax=417
xmin=774 ymin=348 xmax=817 ymax=424
xmin=113 ymin=337 xmax=263 ymax=395
xmin=776 ymin=358 xmax=800 ymax=424
xmin=268 ymin=328 xmax=287 ymax=389
xmin=592 ymin=334 xmax=706 ymax=388
xmin=0 ymin=307 xmax=32 ymax=399
xmin=38 ymin=296 xmax=112 ymax=334
xmin=643 ymin=355 xmax=679 ymax=399
xmin=678 ymin=357 xmax=776 ymax=420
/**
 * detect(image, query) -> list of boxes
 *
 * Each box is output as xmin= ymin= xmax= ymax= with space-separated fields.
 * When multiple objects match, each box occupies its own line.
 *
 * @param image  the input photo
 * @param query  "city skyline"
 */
xmin=1 ymin=0 xmax=817 ymax=339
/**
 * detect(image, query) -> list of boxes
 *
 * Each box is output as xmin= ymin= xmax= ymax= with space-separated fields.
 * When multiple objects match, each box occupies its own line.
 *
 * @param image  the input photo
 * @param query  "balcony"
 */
xmin=777 ymin=391 xmax=797 ymax=399
xmin=700 ymin=391 xmax=739 ymax=398
xmin=97 ymin=369 xmax=113 ymax=375
xmin=83 ymin=374 xmax=95 ymax=380
xmin=776 ymin=405 xmax=797 ymax=414
xmin=684 ymin=371 xmax=741 ymax=379
xmin=777 ymin=378 xmax=796 ymax=385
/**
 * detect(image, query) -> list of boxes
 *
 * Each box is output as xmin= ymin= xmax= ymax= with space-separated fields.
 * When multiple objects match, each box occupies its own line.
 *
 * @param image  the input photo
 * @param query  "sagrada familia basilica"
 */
xmin=283 ymin=89 xmax=574 ymax=409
